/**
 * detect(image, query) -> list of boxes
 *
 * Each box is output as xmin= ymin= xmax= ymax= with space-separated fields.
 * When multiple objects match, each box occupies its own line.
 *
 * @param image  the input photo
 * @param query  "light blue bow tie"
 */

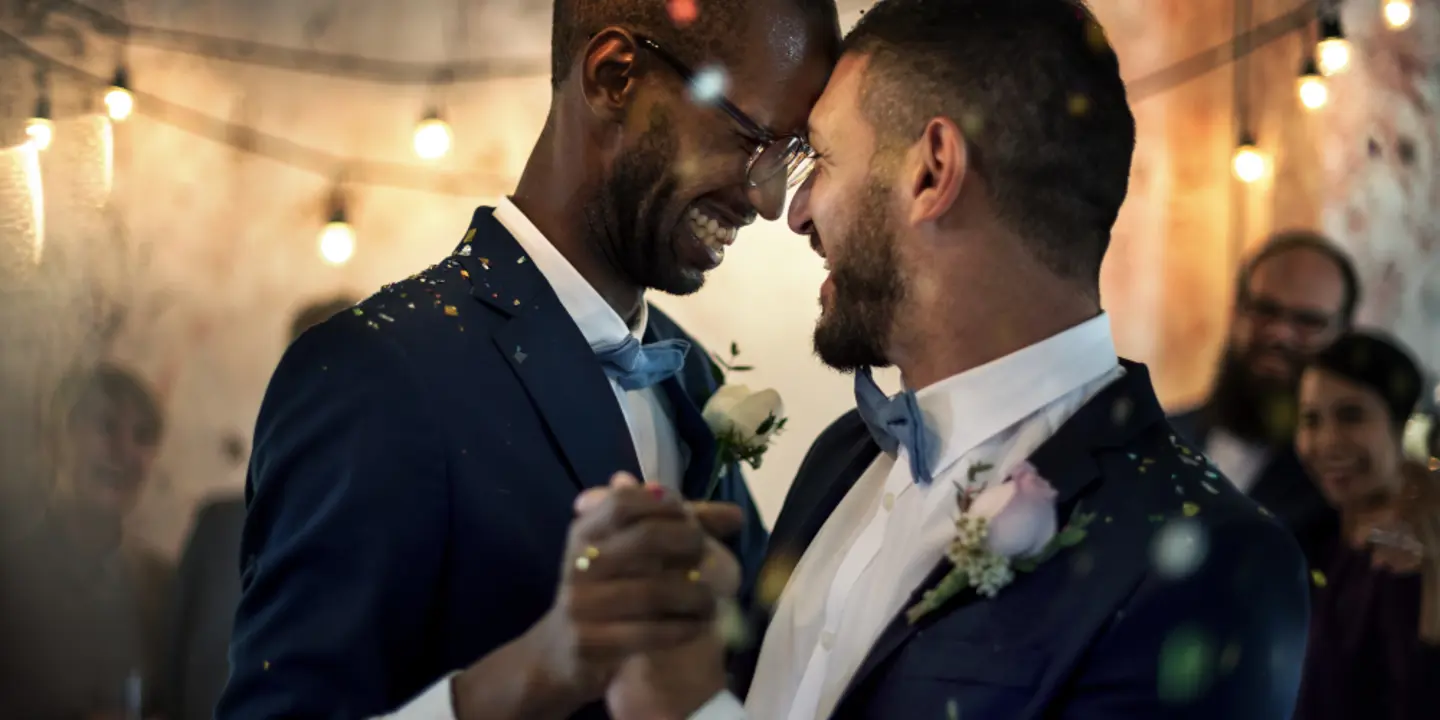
xmin=855 ymin=367 xmax=934 ymax=485
xmin=594 ymin=336 xmax=691 ymax=391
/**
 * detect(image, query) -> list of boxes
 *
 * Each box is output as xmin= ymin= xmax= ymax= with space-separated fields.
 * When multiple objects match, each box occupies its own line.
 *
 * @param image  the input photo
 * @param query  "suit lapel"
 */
xmin=656 ymin=372 xmax=719 ymax=500
xmin=454 ymin=208 xmax=641 ymax=490
xmin=833 ymin=362 xmax=1165 ymax=710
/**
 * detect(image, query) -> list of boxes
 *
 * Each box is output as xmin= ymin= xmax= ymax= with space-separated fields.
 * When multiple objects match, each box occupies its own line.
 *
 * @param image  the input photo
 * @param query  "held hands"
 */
xmin=453 ymin=471 xmax=742 ymax=719
xmin=578 ymin=475 xmax=742 ymax=720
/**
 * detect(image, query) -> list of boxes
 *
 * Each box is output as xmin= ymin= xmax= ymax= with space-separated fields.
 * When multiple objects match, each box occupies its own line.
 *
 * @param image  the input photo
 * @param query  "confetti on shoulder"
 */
xmin=444 ymin=305 xmax=458 ymax=316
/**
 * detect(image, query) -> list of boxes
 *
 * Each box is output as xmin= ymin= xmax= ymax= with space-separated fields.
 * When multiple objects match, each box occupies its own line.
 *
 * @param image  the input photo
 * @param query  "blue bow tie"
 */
xmin=855 ymin=367 xmax=934 ymax=485
xmin=594 ymin=336 xmax=691 ymax=391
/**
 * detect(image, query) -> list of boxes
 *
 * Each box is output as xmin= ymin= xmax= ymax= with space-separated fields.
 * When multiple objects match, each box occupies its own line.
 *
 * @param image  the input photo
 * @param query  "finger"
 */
xmin=574 ymin=487 xmax=611 ymax=515
xmin=697 ymin=538 xmax=743 ymax=598
xmin=570 ymin=485 xmax=687 ymax=544
xmin=577 ymin=518 xmax=707 ymax=580
xmin=570 ymin=576 xmax=716 ymax=623
xmin=575 ymin=619 xmax=712 ymax=662
xmin=610 ymin=471 xmax=641 ymax=488
xmin=690 ymin=502 xmax=745 ymax=540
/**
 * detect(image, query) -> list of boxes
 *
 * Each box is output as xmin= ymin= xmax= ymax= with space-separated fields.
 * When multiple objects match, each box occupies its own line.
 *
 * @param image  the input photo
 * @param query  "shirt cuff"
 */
xmin=375 ymin=672 xmax=460 ymax=720
xmin=688 ymin=690 xmax=747 ymax=720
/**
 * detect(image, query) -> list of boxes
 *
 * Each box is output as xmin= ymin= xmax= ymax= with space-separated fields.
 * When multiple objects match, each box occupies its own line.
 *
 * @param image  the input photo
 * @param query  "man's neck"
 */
xmin=510 ymin=127 xmax=644 ymax=322
xmin=890 ymin=251 xmax=1099 ymax=391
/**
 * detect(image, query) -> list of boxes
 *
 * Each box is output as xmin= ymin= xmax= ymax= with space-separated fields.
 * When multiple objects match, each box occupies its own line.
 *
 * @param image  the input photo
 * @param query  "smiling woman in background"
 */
xmin=0 ymin=363 xmax=173 ymax=720
xmin=1292 ymin=331 xmax=1440 ymax=720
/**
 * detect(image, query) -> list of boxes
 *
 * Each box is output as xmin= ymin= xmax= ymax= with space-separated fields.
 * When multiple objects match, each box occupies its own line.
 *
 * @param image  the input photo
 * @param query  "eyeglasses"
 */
xmin=636 ymin=36 xmax=817 ymax=198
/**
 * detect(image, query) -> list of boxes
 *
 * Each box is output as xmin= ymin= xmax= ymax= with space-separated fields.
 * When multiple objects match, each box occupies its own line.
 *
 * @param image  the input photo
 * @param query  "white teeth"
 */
xmin=688 ymin=207 xmax=737 ymax=253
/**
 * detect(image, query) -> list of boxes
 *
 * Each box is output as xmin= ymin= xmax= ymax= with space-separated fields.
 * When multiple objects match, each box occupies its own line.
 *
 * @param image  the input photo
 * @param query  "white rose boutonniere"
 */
xmin=906 ymin=461 xmax=1095 ymax=623
xmin=701 ymin=343 xmax=787 ymax=498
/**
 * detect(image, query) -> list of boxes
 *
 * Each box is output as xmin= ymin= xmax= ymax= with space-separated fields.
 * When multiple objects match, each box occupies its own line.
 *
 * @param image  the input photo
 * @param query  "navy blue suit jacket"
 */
xmin=735 ymin=362 xmax=1310 ymax=719
xmin=217 ymin=208 xmax=768 ymax=719
xmin=1168 ymin=407 xmax=1338 ymax=569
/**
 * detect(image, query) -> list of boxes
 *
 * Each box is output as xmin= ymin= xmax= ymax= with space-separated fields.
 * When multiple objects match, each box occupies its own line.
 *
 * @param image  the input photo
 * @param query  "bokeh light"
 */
xmin=688 ymin=66 xmax=729 ymax=106
xmin=1152 ymin=518 xmax=1208 ymax=580
xmin=318 ymin=221 xmax=355 ymax=266
xmin=1232 ymin=144 xmax=1267 ymax=183
xmin=666 ymin=0 xmax=698 ymax=27
xmin=1383 ymin=0 xmax=1413 ymax=30
xmin=24 ymin=119 xmax=53 ymax=152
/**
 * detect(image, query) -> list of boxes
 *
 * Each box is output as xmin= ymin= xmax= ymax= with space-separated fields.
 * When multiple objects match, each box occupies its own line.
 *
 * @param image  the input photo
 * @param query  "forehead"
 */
xmin=809 ymin=54 xmax=872 ymax=144
xmin=1300 ymin=368 xmax=1374 ymax=407
xmin=722 ymin=8 xmax=836 ymax=135
xmin=1247 ymin=248 xmax=1346 ymax=311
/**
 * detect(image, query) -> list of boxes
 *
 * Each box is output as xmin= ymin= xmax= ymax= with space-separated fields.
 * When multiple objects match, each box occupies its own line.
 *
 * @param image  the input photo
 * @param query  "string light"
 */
xmin=1316 ymin=14 xmax=1351 ymax=76
xmin=1382 ymin=0 xmax=1413 ymax=29
xmin=1232 ymin=134 xmax=1267 ymax=183
xmin=1297 ymin=57 xmax=1328 ymax=110
xmin=25 ymin=94 xmax=54 ymax=151
xmin=318 ymin=190 xmax=355 ymax=265
xmin=412 ymin=109 xmax=452 ymax=160
xmin=104 ymin=65 xmax=134 ymax=121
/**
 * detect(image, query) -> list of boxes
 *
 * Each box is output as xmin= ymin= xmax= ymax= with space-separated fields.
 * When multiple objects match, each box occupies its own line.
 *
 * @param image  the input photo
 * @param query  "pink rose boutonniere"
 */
xmin=906 ymin=461 xmax=1096 ymax=623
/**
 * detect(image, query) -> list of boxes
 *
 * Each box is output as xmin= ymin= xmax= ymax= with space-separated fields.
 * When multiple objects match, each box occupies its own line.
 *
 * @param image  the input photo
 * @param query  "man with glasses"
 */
xmin=1171 ymin=230 xmax=1361 ymax=566
xmin=216 ymin=1 xmax=840 ymax=718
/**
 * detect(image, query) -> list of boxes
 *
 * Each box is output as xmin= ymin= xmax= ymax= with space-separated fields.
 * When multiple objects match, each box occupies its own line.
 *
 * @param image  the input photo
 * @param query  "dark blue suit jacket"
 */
xmin=169 ymin=495 xmax=246 ymax=720
xmin=735 ymin=362 xmax=1310 ymax=719
xmin=1168 ymin=407 xmax=1338 ymax=569
xmin=217 ymin=208 xmax=768 ymax=720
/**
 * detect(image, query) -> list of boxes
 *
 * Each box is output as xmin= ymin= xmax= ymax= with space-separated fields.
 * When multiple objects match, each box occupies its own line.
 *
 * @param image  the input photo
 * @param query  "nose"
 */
xmin=787 ymin=174 xmax=815 ymax=236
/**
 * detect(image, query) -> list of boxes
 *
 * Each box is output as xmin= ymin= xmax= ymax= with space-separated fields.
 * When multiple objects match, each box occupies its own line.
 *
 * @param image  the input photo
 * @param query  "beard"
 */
xmin=581 ymin=106 xmax=701 ymax=296
xmin=1208 ymin=344 xmax=1301 ymax=445
xmin=813 ymin=178 xmax=904 ymax=372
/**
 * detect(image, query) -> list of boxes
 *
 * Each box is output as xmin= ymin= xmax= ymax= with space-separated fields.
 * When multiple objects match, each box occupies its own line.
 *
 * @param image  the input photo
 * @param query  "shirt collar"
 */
xmin=492 ymin=197 xmax=646 ymax=346
xmin=915 ymin=313 xmax=1121 ymax=477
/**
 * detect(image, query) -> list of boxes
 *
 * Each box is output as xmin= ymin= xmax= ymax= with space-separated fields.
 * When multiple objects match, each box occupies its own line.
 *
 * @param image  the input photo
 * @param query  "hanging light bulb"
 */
xmin=25 ymin=94 xmax=54 ymax=151
xmin=1232 ymin=134 xmax=1267 ymax=184
xmin=1316 ymin=14 xmax=1351 ymax=76
xmin=318 ymin=198 xmax=356 ymax=266
xmin=104 ymin=66 xmax=134 ymax=121
xmin=1383 ymin=0 xmax=1413 ymax=29
xmin=412 ymin=109 xmax=452 ymax=160
xmin=1297 ymin=57 xmax=1329 ymax=110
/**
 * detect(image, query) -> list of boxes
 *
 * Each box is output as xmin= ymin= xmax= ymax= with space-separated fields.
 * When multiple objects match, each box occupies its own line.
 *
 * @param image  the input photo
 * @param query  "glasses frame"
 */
xmin=635 ymin=36 xmax=816 ymax=190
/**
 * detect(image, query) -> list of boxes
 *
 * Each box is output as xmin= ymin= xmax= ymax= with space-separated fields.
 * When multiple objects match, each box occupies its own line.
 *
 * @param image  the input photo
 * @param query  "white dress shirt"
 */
xmin=1203 ymin=428 xmax=1269 ymax=495
xmin=381 ymin=199 xmax=686 ymax=719
xmin=692 ymin=314 xmax=1124 ymax=720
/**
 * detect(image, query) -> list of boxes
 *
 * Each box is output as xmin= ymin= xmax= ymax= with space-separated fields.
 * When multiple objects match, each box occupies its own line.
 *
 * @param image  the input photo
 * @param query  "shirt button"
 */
xmin=882 ymin=492 xmax=895 ymax=510
xmin=820 ymin=630 xmax=836 ymax=649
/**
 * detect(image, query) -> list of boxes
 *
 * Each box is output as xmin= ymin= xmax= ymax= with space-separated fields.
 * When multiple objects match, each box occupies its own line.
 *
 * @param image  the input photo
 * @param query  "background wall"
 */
xmin=1 ymin=0 xmax=1436 ymax=555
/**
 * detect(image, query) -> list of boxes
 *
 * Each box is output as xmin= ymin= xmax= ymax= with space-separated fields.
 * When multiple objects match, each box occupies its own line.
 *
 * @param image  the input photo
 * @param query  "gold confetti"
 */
xmin=462 ymin=228 xmax=476 ymax=243
xmin=1311 ymin=570 xmax=1327 ymax=587
xmin=444 ymin=305 xmax=458 ymax=316
xmin=263 ymin=660 xmax=271 ymax=671
xmin=1068 ymin=93 xmax=1090 ymax=116
xmin=1182 ymin=502 xmax=1200 ymax=517
xmin=517 ymin=256 xmax=527 ymax=264
xmin=687 ymin=569 xmax=702 ymax=582
xmin=513 ymin=299 xmax=521 ymax=306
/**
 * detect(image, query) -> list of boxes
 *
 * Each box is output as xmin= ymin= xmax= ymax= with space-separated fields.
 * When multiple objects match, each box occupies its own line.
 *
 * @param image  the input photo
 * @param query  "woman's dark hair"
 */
xmin=1309 ymin=331 xmax=1423 ymax=429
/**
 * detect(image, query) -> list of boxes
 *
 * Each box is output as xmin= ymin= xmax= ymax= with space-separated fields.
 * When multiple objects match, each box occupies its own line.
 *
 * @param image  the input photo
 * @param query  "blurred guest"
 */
xmin=166 ymin=294 xmax=355 ymax=720
xmin=1170 ymin=230 xmax=1358 ymax=565
xmin=0 ymin=363 xmax=172 ymax=719
xmin=1293 ymin=331 xmax=1440 ymax=720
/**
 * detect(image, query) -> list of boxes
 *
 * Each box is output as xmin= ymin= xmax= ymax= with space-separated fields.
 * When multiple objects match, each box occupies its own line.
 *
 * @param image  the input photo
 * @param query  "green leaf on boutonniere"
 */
xmin=967 ymin=462 xmax=994 ymax=485
xmin=905 ymin=565 xmax=971 ymax=624
xmin=1012 ymin=508 xmax=1096 ymax=573
xmin=709 ymin=360 xmax=726 ymax=386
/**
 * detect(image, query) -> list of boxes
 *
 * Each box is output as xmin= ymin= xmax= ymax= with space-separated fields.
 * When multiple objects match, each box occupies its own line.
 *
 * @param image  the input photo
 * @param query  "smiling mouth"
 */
xmin=688 ymin=206 xmax=738 ymax=258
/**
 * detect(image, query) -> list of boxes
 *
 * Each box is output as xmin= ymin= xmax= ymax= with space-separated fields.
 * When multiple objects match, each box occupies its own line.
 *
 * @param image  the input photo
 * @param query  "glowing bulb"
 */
xmin=25 ymin=118 xmax=53 ymax=151
xmin=1383 ymin=0 xmax=1413 ymax=29
xmin=1317 ymin=38 xmax=1352 ymax=76
xmin=1297 ymin=60 xmax=1328 ymax=110
xmin=413 ymin=113 xmax=452 ymax=159
xmin=105 ymin=86 xmax=133 ymax=121
xmin=319 ymin=221 xmax=355 ymax=265
xmin=1232 ymin=144 xmax=1267 ymax=183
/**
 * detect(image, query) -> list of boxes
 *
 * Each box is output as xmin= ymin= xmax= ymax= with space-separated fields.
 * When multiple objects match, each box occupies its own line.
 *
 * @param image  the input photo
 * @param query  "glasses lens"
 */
xmin=750 ymin=137 xmax=815 ymax=190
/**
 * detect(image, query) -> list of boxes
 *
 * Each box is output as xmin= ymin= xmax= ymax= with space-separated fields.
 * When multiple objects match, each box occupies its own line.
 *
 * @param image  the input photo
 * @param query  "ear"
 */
xmin=903 ymin=117 xmax=967 ymax=226
xmin=579 ymin=28 xmax=643 ymax=123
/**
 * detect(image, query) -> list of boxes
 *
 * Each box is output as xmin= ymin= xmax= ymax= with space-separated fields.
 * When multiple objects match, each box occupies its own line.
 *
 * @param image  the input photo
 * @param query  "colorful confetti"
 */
xmin=1182 ymin=502 xmax=1200 ymax=517
xmin=444 ymin=305 xmax=458 ymax=316
xmin=667 ymin=0 xmax=698 ymax=26
xmin=1311 ymin=570 xmax=1327 ymax=587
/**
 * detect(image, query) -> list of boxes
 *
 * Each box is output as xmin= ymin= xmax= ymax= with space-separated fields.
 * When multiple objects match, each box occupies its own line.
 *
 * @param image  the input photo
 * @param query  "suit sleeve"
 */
xmin=216 ymin=321 xmax=450 ymax=720
xmin=1057 ymin=516 xmax=1310 ymax=720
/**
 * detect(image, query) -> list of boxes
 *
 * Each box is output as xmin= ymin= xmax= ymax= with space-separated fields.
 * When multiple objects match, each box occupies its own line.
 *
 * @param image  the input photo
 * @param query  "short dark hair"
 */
xmin=1239 ymin=230 xmax=1361 ymax=325
xmin=843 ymin=0 xmax=1135 ymax=284
xmin=549 ymin=0 xmax=839 ymax=91
xmin=1309 ymin=330 xmax=1423 ymax=429
xmin=52 ymin=363 xmax=165 ymax=446
xmin=290 ymin=295 xmax=358 ymax=342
